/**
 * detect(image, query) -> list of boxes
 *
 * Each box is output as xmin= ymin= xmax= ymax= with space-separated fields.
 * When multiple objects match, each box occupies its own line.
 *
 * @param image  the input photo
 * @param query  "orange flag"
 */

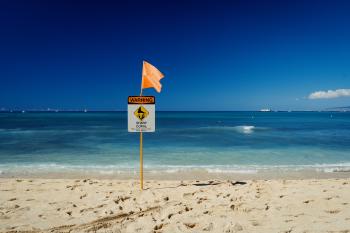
xmin=141 ymin=61 xmax=164 ymax=93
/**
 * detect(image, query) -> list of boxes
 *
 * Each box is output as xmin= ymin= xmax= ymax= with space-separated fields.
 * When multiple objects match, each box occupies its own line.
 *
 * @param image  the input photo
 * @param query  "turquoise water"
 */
xmin=0 ymin=111 xmax=350 ymax=175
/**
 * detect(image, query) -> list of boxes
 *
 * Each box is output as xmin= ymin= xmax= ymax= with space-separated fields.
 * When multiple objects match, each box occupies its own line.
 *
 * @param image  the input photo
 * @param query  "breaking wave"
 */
xmin=1 ymin=163 xmax=350 ymax=177
xmin=188 ymin=125 xmax=266 ymax=134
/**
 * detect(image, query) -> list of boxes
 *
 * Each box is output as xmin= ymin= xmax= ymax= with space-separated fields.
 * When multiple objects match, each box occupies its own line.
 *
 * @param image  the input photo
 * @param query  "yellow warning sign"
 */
xmin=134 ymin=106 xmax=149 ymax=121
xmin=128 ymin=96 xmax=155 ymax=132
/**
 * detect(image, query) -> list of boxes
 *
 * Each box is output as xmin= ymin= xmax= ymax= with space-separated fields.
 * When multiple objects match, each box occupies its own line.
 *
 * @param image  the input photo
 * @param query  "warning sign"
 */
xmin=128 ymin=96 xmax=155 ymax=132
xmin=134 ymin=106 xmax=149 ymax=121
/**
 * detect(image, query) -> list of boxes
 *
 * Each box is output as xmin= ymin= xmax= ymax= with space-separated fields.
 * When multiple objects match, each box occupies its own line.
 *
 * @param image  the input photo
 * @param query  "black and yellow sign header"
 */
xmin=128 ymin=96 xmax=155 ymax=104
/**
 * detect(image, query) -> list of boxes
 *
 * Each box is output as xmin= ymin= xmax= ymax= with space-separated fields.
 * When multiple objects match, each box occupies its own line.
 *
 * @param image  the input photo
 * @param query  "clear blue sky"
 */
xmin=1 ymin=0 xmax=350 ymax=111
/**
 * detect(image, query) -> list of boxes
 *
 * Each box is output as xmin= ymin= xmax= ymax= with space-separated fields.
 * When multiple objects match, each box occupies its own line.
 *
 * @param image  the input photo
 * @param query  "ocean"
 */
xmin=0 ymin=111 xmax=350 ymax=177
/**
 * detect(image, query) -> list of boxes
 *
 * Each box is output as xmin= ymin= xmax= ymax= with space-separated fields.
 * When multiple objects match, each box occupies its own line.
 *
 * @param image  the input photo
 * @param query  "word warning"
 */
xmin=128 ymin=96 xmax=155 ymax=132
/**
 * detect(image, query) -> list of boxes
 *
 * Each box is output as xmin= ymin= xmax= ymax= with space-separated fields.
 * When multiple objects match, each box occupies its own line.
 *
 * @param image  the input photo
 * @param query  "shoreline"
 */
xmin=1 ymin=178 xmax=349 ymax=232
xmin=1 ymin=168 xmax=350 ymax=180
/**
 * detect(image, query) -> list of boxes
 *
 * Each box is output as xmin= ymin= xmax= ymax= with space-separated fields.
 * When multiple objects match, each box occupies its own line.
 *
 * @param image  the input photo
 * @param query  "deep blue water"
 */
xmin=0 ymin=111 xmax=350 ymax=174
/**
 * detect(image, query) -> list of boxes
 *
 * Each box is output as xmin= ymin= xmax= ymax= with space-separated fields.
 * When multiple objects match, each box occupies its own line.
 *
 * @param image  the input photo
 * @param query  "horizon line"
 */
xmin=0 ymin=109 xmax=349 ymax=113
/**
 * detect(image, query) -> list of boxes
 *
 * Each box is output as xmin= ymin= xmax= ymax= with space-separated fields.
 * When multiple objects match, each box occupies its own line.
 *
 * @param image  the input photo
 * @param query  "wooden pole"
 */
xmin=140 ymin=130 xmax=143 ymax=190
xmin=140 ymin=62 xmax=144 ymax=190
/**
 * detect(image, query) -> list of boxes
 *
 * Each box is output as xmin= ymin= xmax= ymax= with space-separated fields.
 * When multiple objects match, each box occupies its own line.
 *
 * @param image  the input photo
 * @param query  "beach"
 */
xmin=1 ymin=112 xmax=350 ymax=232
xmin=1 ymin=177 xmax=350 ymax=233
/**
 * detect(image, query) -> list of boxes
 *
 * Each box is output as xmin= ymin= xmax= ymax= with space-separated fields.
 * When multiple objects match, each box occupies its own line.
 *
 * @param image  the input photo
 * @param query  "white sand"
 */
xmin=1 ymin=178 xmax=350 ymax=233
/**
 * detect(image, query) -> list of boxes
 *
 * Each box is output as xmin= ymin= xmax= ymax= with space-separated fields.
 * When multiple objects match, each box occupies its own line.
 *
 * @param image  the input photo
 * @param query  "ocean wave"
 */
xmin=206 ymin=168 xmax=258 ymax=174
xmin=319 ymin=166 xmax=350 ymax=173
xmin=1 ymin=163 xmax=350 ymax=175
xmin=232 ymin=125 xmax=256 ymax=134
xmin=195 ymin=125 xmax=266 ymax=134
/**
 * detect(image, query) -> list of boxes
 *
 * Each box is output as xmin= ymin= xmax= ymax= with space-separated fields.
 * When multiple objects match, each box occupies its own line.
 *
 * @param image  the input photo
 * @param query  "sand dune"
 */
xmin=0 ymin=178 xmax=350 ymax=233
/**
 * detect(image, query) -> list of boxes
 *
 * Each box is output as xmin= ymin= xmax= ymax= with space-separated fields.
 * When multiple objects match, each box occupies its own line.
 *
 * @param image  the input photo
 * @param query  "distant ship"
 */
xmin=260 ymin=108 xmax=271 ymax=112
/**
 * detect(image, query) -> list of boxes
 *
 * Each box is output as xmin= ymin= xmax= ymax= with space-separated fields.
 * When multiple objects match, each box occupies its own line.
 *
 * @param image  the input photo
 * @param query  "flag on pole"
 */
xmin=141 ymin=61 xmax=164 ymax=93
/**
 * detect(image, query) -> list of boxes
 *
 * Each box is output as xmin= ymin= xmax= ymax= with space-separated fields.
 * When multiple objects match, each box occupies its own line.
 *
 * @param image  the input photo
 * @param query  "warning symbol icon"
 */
xmin=134 ymin=106 xmax=149 ymax=121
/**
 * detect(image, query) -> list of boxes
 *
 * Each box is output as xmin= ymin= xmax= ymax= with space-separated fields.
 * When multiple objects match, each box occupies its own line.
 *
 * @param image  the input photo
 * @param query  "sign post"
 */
xmin=128 ymin=96 xmax=155 ymax=190
xmin=128 ymin=60 xmax=164 ymax=190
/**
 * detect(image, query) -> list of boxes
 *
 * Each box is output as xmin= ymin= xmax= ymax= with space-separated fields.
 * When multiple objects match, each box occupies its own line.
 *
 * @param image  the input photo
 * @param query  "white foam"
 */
xmin=322 ymin=167 xmax=350 ymax=173
xmin=164 ymin=169 xmax=181 ymax=173
xmin=233 ymin=125 xmax=255 ymax=134
xmin=206 ymin=168 xmax=258 ymax=174
xmin=98 ymin=170 xmax=115 ymax=175
xmin=197 ymin=125 xmax=263 ymax=134
xmin=1 ymin=162 xmax=350 ymax=175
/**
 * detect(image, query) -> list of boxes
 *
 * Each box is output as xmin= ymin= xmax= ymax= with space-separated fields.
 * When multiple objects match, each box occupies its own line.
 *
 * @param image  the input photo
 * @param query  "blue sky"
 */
xmin=1 ymin=0 xmax=350 ymax=111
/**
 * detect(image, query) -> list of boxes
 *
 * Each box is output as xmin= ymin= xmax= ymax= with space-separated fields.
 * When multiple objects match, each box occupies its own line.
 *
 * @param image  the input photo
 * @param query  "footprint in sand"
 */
xmin=250 ymin=220 xmax=260 ymax=226
xmin=184 ymin=223 xmax=196 ymax=229
xmin=265 ymin=204 xmax=270 ymax=210
xmin=303 ymin=200 xmax=314 ymax=204
xmin=80 ymin=207 xmax=94 ymax=213
xmin=114 ymin=196 xmax=131 ymax=204
xmin=154 ymin=223 xmax=164 ymax=231
xmin=10 ymin=204 xmax=20 ymax=209
xmin=325 ymin=209 xmax=340 ymax=214
xmin=197 ymin=197 xmax=208 ymax=204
